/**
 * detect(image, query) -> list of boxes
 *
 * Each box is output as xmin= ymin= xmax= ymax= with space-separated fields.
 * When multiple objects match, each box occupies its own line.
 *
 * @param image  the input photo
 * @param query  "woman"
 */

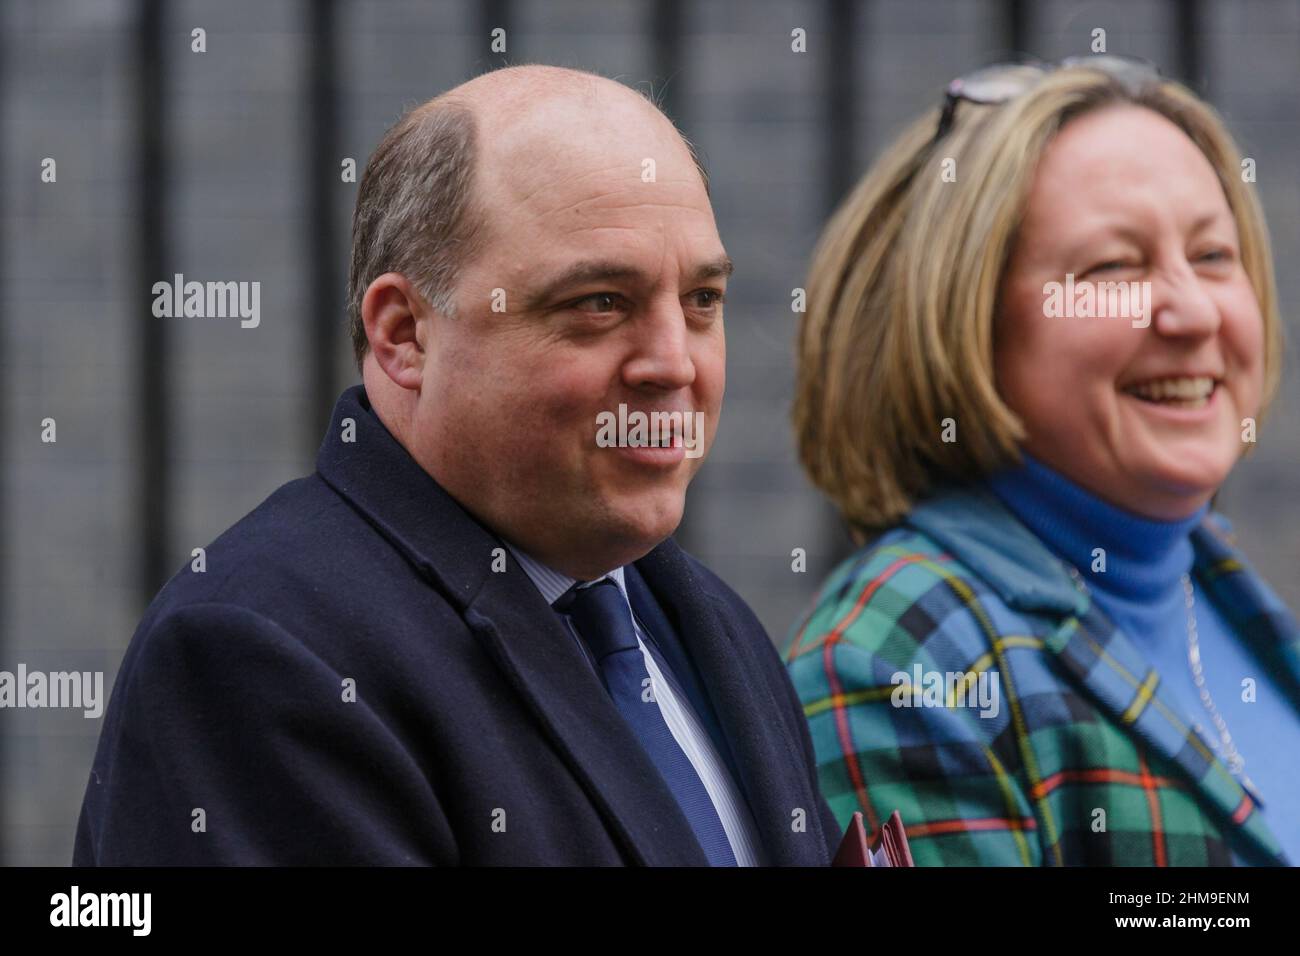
xmin=786 ymin=57 xmax=1299 ymax=866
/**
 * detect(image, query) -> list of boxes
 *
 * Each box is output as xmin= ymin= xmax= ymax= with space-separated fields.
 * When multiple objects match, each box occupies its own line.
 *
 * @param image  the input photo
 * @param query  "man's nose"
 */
xmin=1150 ymin=259 xmax=1222 ymax=338
xmin=622 ymin=297 xmax=697 ymax=391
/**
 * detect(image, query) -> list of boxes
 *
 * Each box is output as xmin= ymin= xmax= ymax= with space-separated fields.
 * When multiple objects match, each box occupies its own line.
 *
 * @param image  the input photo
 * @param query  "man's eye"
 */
xmin=688 ymin=289 xmax=726 ymax=310
xmin=572 ymin=292 xmax=626 ymax=314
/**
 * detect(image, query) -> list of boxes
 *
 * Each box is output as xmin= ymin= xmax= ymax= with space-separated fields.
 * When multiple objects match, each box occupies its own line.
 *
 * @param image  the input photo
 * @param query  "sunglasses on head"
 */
xmin=932 ymin=54 xmax=1163 ymax=142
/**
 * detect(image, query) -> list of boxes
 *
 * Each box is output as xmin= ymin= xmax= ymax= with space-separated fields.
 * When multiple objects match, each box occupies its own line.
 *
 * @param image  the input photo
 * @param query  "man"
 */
xmin=74 ymin=65 xmax=841 ymax=865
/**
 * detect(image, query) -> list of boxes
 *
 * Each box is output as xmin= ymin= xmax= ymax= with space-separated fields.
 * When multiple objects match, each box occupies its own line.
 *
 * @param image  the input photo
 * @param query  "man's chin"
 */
xmin=596 ymin=496 xmax=686 ymax=557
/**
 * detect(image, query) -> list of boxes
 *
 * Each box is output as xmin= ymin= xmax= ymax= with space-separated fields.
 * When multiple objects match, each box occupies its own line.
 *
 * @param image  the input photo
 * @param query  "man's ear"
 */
xmin=362 ymin=272 xmax=429 ymax=391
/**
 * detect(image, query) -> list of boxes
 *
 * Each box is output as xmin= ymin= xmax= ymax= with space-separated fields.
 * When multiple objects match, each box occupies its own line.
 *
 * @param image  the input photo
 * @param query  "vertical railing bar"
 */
xmin=307 ymin=0 xmax=340 ymax=446
xmin=819 ymin=0 xmax=860 ymax=570
xmin=136 ymin=0 xmax=169 ymax=605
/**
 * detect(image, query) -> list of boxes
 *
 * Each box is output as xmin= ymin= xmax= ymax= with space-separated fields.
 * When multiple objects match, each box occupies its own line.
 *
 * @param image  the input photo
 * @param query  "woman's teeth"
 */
xmin=1124 ymin=376 xmax=1216 ymax=408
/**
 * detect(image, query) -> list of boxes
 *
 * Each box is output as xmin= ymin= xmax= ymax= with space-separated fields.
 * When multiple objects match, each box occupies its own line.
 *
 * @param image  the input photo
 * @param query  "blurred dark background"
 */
xmin=2 ymin=0 xmax=1296 ymax=865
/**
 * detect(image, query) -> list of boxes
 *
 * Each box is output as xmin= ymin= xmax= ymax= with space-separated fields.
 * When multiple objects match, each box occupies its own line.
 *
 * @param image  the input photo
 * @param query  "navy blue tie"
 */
xmin=554 ymin=579 xmax=737 ymax=866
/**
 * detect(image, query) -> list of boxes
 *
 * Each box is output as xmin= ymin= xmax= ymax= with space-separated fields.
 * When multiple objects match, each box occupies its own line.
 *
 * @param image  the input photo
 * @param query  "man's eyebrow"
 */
xmin=692 ymin=255 xmax=735 ymax=282
xmin=524 ymin=256 xmax=735 ymax=309
xmin=525 ymin=261 xmax=647 ymax=309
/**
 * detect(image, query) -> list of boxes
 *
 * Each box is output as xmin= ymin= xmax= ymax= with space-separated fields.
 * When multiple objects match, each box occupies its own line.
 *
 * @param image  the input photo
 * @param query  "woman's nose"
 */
xmin=1150 ymin=263 xmax=1222 ymax=338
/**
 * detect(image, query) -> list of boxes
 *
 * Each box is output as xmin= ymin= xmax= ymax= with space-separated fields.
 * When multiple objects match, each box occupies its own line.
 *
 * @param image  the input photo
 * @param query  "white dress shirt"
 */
xmin=505 ymin=543 xmax=765 ymax=866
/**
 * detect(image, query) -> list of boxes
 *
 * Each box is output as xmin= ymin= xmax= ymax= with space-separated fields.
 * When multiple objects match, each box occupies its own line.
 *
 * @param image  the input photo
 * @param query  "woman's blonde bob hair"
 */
xmin=793 ymin=65 xmax=1282 ymax=538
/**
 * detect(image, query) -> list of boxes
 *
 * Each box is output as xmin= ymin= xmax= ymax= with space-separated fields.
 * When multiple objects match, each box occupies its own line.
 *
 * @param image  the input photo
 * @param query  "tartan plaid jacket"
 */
xmin=785 ymin=485 xmax=1300 ymax=866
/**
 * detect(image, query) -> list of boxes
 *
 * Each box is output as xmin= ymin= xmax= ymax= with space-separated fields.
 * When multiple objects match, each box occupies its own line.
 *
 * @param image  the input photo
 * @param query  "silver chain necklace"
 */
xmin=1067 ymin=565 xmax=1264 ymax=806
xmin=1181 ymin=572 xmax=1263 ymax=806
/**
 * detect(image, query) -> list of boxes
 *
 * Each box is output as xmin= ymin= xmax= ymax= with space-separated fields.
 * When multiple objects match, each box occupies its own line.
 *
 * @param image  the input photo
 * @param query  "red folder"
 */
xmin=832 ymin=810 xmax=915 ymax=867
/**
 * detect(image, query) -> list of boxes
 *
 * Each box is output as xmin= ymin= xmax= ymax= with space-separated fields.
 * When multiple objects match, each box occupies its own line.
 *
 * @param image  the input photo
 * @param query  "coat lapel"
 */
xmin=635 ymin=540 xmax=836 ymax=865
xmin=909 ymin=487 xmax=1289 ymax=865
xmin=465 ymin=568 xmax=709 ymax=866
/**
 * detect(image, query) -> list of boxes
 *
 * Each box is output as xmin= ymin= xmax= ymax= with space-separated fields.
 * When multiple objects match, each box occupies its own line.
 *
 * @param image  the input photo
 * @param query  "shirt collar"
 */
xmin=505 ymin=542 xmax=630 ymax=608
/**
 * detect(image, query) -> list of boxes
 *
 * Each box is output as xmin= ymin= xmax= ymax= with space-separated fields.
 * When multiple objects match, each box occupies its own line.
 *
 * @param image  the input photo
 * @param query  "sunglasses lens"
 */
xmin=953 ymin=63 xmax=1046 ymax=104
xmin=1059 ymin=54 xmax=1160 ymax=92
xmin=935 ymin=55 xmax=1162 ymax=144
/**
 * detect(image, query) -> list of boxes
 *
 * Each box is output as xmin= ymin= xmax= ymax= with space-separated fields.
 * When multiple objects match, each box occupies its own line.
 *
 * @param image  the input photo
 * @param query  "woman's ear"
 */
xmin=361 ymin=272 xmax=428 ymax=391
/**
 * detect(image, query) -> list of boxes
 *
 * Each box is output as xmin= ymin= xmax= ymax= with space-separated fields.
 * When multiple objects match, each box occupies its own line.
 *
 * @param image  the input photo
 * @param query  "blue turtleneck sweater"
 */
xmin=988 ymin=454 xmax=1300 ymax=862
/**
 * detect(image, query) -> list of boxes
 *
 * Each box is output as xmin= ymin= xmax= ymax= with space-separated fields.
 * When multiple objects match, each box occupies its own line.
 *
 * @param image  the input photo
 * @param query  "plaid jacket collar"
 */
xmin=907 ymin=485 xmax=1299 ymax=865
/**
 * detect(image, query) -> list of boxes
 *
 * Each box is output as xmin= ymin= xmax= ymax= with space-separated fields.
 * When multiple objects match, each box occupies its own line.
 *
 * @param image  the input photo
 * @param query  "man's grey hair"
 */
xmin=346 ymin=85 xmax=710 ymax=373
xmin=347 ymin=99 xmax=482 ymax=372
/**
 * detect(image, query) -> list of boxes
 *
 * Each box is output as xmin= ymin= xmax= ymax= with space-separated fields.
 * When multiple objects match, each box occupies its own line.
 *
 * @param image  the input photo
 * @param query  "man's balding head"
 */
xmin=346 ymin=65 xmax=709 ymax=371
xmin=352 ymin=64 xmax=729 ymax=580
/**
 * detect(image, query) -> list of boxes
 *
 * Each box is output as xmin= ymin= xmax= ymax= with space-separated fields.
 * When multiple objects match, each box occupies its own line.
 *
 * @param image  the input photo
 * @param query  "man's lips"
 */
xmin=613 ymin=443 xmax=687 ymax=468
xmin=620 ymin=432 xmax=683 ymax=448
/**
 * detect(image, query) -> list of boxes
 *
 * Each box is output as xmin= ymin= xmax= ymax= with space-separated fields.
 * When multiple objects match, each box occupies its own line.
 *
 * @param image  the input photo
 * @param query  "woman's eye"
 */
xmin=1196 ymin=248 xmax=1233 ymax=264
xmin=1083 ymin=260 xmax=1131 ymax=277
